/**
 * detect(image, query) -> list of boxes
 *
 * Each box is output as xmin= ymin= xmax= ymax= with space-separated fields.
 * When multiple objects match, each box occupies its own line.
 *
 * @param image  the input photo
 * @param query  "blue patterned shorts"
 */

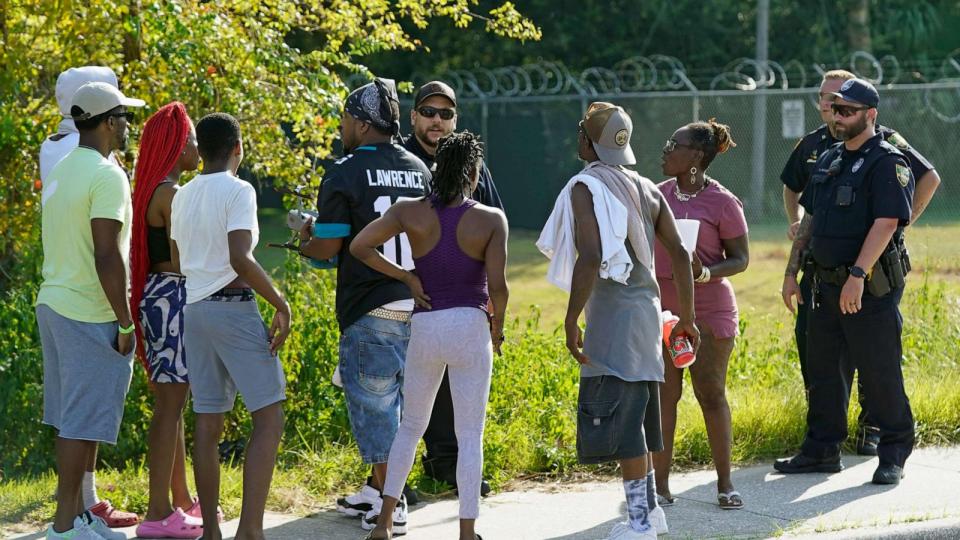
xmin=140 ymin=272 xmax=188 ymax=383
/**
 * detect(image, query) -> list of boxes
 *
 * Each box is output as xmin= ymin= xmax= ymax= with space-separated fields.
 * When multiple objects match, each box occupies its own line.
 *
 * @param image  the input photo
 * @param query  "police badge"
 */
xmin=888 ymin=132 xmax=911 ymax=150
xmin=852 ymin=157 xmax=864 ymax=173
xmin=896 ymin=163 xmax=911 ymax=187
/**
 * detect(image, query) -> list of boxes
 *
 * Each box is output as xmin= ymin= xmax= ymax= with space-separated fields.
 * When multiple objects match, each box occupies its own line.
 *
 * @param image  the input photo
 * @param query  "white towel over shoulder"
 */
xmin=536 ymin=174 xmax=632 ymax=291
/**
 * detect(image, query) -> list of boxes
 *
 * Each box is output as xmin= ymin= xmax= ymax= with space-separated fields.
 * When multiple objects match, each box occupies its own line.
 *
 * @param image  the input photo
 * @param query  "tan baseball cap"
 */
xmin=56 ymin=66 xmax=118 ymax=117
xmin=70 ymin=81 xmax=145 ymax=121
xmin=581 ymin=102 xmax=635 ymax=166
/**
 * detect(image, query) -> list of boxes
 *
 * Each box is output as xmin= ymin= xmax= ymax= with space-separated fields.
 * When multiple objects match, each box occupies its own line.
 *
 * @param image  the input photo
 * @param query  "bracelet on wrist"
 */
xmin=118 ymin=322 xmax=136 ymax=335
xmin=695 ymin=266 xmax=711 ymax=283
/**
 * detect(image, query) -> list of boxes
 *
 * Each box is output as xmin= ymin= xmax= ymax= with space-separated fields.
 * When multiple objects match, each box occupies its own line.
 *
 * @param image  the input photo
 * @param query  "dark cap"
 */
xmin=830 ymin=78 xmax=880 ymax=108
xmin=414 ymin=81 xmax=457 ymax=108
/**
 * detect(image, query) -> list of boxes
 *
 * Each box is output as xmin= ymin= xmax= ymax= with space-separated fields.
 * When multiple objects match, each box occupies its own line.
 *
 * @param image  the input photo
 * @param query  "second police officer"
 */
xmin=775 ymin=79 xmax=915 ymax=485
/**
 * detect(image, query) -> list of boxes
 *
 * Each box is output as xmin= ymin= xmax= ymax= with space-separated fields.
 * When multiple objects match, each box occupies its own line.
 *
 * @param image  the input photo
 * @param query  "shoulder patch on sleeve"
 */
xmin=887 ymin=132 xmax=911 ymax=150
xmin=896 ymin=163 xmax=911 ymax=187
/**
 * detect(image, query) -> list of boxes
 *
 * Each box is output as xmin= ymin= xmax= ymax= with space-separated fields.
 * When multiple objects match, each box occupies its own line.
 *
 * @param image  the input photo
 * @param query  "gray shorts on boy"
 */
xmin=183 ymin=297 xmax=286 ymax=414
xmin=577 ymin=376 xmax=663 ymax=464
xmin=37 ymin=304 xmax=135 ymax=445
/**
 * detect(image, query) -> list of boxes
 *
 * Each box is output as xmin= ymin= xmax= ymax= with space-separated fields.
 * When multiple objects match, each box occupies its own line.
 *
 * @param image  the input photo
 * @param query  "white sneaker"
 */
xmin=361 ymin=495 xmax=407 ymax=536
xmin=606 ymin=521 xmax=657 ymax=540
xmin=649 ymin=506 xmax=668 ymax=535
xmin=336 ymin=483 xmax=380 ymax=517
xmin=81 ymin=512 xmax=128 ymax=540
xmin=46 ymin=515 xmax=107 ymax=540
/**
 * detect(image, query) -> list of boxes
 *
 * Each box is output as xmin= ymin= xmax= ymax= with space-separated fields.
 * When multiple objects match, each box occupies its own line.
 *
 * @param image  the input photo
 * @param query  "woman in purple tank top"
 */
xmin=351 ymin=131 xmax=509 ymax=540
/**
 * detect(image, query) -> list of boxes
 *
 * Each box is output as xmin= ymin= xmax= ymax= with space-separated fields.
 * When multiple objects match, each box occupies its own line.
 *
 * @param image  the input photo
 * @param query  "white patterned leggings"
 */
xmin=383 ymin=307 xmax=493 ymax=519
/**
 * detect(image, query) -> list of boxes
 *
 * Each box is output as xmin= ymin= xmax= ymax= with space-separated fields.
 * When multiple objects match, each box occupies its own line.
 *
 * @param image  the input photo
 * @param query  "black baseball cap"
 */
xmin=830 ymin=78 xmax=879 ymax=108
xmin=414 ymin=81 xmax=457 ymax=108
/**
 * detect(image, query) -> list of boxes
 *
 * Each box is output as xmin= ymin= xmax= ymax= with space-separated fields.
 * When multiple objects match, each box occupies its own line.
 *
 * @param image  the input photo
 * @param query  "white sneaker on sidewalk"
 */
xmin=45 ymin=515 xmax=106 ymax=540
xmin=81 ymin=512 xmax=127 ymax=540
xmin=607 ymin=521 xmax=657 ymax=540
xmin=649 ymin=506 xmax=668 ymax=535
xmin=336 ymin=483 xmax=380 ymax=517
xmin=361 ymin=494 xmax=408 ymax=536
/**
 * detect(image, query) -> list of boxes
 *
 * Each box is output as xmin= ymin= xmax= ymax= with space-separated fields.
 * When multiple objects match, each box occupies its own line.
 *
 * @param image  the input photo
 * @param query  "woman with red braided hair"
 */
xmin=129 ymin=102 xmax=212 ymax=538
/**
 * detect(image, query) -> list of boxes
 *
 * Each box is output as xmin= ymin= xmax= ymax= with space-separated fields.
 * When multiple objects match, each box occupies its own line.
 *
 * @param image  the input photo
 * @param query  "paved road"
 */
xmin=13 ymin=446 xmax=960 ymax=539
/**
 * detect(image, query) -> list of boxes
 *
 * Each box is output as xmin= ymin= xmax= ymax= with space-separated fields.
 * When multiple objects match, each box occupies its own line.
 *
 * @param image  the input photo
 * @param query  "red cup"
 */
xmin=662 ymin=311 xmax=696 ymax=368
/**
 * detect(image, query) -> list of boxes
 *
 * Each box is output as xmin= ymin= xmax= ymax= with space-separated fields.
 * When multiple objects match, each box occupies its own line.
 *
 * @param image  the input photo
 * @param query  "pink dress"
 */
xmin=654 ymin=178 xmax=748 ymax=339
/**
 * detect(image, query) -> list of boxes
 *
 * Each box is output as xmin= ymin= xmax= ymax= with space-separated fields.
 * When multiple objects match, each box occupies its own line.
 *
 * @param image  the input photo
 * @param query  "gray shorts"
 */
xmin=577 ymin=376 xmax=663 ymax=465
xmin=36 ymin=304 xmax=134 ymax=444
xmin=183 ymin=296 xmax=286 ymax=414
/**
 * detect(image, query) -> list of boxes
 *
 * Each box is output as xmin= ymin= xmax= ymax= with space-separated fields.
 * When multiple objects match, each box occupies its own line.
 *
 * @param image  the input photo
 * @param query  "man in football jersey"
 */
xmin=780 ymin=69 xmax=940 ymax=456
xmin=403 ymin=80 xmax=501 ymax=496
xmin=299 ymin=78 xmax=430 ymax=532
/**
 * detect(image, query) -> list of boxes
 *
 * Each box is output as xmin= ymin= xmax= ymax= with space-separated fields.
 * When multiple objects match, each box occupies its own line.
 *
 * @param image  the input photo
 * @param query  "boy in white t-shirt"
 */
xmin=170 ymin=112 xmax=291 ymax=538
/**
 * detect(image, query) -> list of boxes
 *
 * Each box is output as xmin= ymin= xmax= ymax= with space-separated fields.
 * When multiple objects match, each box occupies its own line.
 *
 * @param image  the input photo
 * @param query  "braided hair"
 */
xmin=686 ymin=118 xmax=736 ymax=170
xmin=130 ymin=102 xmax=192 ymax=371
xmin=429 ymin=131 xmax=484 ymax=206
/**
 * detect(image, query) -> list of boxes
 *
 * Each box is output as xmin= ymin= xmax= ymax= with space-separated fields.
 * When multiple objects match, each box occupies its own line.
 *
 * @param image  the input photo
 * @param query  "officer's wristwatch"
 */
xmin=849 ymin=265 xmax=867 ymax=279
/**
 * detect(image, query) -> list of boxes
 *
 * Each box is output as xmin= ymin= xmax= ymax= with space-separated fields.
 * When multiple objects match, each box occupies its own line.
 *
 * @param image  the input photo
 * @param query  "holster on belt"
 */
xmin=813 ymin=261 xmax=893 ymax=297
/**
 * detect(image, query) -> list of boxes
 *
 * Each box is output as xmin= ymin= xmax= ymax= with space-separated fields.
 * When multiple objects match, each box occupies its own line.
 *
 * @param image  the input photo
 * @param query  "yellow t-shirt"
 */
xmin=36 ymin=147 xmax=132 ymax=323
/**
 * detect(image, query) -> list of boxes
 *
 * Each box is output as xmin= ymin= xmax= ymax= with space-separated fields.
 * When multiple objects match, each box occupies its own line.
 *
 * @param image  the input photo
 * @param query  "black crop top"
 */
xmin=147 ymin=225 xmax=171 ymax=264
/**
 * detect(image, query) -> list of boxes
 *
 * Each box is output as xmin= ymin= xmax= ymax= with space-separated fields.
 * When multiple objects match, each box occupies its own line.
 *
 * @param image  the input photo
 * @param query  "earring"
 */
xmin=689 ymin=166 xmax=698 ymax=183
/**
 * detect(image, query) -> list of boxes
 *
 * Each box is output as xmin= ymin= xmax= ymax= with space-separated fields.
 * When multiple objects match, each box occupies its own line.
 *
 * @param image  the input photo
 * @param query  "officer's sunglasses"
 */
xmin=416 ymin=106 xmax=455 ymax=120
xmin=663 ymin=139 xmax=694 ymax=153
xmin=831 ymin=103 xmax=869 ymax=118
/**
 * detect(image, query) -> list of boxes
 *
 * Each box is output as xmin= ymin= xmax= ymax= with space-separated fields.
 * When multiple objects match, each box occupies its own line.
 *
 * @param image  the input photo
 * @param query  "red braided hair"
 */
xmin=130 ymin=102 xmax=191 ymax=373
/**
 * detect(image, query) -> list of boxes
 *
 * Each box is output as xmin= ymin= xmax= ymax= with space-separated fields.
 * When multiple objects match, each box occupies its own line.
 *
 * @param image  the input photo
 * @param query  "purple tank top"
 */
xmin=413 ymin=197 xmax=489 ymax=314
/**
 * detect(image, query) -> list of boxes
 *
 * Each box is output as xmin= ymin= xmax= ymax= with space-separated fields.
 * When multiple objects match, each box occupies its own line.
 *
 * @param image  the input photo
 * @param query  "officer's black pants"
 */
xmin=795 ymin=273 xmax=905 ymax=429
xmin=422 ymin=369 xmax=458 ymax=478
xmin=800 ymin=282 xmax=914 ymax=467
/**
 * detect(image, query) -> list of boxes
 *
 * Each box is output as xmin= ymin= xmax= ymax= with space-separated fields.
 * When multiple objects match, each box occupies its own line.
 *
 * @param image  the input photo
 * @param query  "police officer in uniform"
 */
xmin=403 ymin=81 xmax=503 ymax=496
xmin=779 ymin=70 xmax=938 ymax=456
xmin=776 ymin=79 xmax=915 ymax=485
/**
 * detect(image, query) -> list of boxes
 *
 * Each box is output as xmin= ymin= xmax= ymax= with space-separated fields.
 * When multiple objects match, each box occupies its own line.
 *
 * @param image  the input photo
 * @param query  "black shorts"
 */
xmin=577 ymin=376 xmax=663 ymax=465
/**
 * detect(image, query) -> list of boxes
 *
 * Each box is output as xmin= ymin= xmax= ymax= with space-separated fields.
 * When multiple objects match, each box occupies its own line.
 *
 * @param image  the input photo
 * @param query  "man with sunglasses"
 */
xmin=402 ymin=81 xmax=502 ymax=497
xmin=778 ymin=70 xmax=938 ymax=457
xmin=37 ymin=81 xmax=146 ymax=540
xmin=776 ymin=79 xmax=915 ymax=486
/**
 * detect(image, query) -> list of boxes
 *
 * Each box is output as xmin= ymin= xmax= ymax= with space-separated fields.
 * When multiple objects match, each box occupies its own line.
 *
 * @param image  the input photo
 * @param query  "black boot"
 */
xmin=774 ymin=453 xmax=843 ymax=474
xmin=872 ymin=463 xmax=904 ymax=485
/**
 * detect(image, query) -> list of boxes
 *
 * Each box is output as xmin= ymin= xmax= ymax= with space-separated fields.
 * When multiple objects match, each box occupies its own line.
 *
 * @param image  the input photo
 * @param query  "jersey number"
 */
xmin=373 ymin=195 xmax=416 ymax=270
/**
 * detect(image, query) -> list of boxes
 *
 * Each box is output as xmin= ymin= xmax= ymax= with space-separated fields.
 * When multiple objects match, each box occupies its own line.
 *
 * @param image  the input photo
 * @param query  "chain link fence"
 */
xmin=393 ymin=52 xmax=960 ymax=229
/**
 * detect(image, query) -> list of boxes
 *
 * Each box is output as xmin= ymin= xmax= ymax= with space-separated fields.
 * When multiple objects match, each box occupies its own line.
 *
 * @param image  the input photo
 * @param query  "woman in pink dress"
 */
xmin=652 ymin=119 xmax=750 ymax=510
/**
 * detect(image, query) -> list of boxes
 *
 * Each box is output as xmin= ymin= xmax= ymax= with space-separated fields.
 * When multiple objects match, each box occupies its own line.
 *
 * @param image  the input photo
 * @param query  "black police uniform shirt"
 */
xmin=314 ymin=142 xmax=432 ymax=331
xmin=781 ymin=124 xmax=934 ymax=194
xmin=799 ymin=132 xmax=914 ymax=269
xmin=403 ymin=135 xmax=504 ymax=210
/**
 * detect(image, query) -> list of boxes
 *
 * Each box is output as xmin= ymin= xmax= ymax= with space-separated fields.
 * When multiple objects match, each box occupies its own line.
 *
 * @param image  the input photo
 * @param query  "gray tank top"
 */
xmin=581 ymin=176 xmax=664 ymax=382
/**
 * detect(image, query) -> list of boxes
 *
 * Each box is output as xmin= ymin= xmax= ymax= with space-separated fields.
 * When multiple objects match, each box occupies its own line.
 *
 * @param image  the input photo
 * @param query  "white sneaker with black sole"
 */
xmin=337 ymin=484 xmax=380 ymax=517
xmin=360 ymin=494 xmax=408 ymax=536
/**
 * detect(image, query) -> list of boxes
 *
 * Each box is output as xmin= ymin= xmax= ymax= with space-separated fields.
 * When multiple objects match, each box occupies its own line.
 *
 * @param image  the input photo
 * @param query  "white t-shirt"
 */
xmin=171 ymin=171 xmax=259 ymax=304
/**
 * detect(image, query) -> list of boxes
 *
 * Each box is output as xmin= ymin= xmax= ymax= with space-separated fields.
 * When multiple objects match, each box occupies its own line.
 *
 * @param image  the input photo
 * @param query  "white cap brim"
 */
xmin=120 ymin=96 xmax=146 ymax=108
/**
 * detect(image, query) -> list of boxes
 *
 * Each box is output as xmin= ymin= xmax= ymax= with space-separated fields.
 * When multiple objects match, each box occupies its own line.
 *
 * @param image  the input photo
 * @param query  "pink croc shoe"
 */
xmin=185 ymin=497 xmax=225 ymax=523
xmin=135 ymin=508 xmax=203 ymax=539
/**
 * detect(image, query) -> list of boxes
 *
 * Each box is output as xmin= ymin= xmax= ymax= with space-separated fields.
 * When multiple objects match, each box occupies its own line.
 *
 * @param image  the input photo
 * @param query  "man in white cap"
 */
xmin=40 ymin=67 xmax=121 ymax=184
xmin=538 ymin=102 xmax=698 ymax=539
xmin=36 ymin=81 xmax=144 ymax=540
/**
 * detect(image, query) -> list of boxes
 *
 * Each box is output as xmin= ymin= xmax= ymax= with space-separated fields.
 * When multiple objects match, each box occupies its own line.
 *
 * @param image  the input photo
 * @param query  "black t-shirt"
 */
xmin=314 ymin=142 xmax=432 ymax=330
xmin=403 ymin=135 xmax=504 ymax=210
xmin=781 ymin=124 xmax=934 ymax=194
xmin=800 ymin=134 xmax=914 ymax=268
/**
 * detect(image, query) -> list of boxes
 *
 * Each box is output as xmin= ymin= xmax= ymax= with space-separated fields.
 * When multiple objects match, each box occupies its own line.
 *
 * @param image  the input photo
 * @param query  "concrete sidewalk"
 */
xmin=14 ymin=446 xmax=960 ymax=539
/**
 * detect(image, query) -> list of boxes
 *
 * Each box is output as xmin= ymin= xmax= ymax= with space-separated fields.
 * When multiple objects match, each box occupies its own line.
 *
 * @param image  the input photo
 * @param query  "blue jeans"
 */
xmin=339 ymin=314 xmax=410 ymax=463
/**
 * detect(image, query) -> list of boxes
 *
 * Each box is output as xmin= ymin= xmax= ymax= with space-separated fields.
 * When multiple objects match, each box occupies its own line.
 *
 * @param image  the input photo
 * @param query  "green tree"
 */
xmin=0 ymin=0 xmax=540 ymax=289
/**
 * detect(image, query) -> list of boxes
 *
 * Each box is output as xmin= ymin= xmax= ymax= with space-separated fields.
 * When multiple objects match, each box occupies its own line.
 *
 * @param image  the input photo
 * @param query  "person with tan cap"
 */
xmin=36 ymin=81 xmax=145 ymax=540
xmin=538 ymin=102 xmax=698 ymax=539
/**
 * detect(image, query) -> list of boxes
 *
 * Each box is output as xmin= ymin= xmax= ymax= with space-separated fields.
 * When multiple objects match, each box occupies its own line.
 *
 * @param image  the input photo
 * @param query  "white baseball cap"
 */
xmin=70 ymin=81 xmax=145 ymax=121
xmin=581 ymin=102 xmax=636 ymax=166
xmin=55 ymin=66 xmax=119 ymax=117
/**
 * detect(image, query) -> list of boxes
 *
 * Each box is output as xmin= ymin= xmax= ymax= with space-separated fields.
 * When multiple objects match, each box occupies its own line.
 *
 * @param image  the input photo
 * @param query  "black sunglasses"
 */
xmin=108 ymin=111 xmax=135 ymax=122
xmin=417 ymin=106 xmax=455 ymax=120
xmin=663 ymin=139 xmax=694 ymax=153
xmin=831 ymin=103 xmax=869 ymax=118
